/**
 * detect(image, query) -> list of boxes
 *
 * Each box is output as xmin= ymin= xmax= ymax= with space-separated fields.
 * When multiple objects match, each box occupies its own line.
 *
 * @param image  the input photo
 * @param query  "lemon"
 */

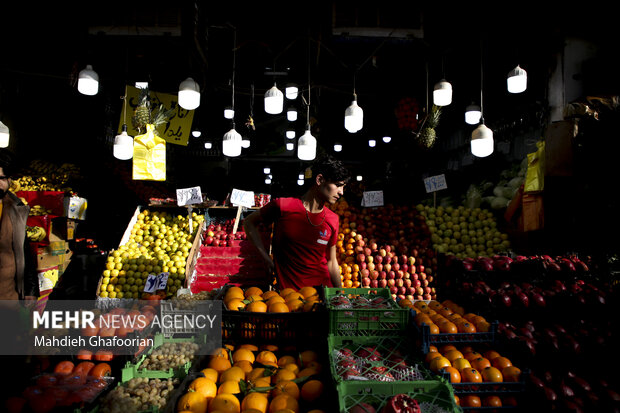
xmin=100 ymin=291 xmax=109 ymax=298
xmin=102 ymin=277 xmax=110 ymax=285
xmin=108 ymin=291 xmax=117 ymax=299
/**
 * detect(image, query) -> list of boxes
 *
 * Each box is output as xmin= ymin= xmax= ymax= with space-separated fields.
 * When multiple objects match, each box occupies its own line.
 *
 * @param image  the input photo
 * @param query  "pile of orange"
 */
xmin=178 ymin=343 xmax=327 ymax=412
xmin=335 ymin=227 xmax=363 ymax=288
xmin=411 ymin=299 xmax=491 ymax=334
xmin=223 ymin=285 xmax=322 ymax=313
xmin=424 ymin=344 xmax=522 ymax=386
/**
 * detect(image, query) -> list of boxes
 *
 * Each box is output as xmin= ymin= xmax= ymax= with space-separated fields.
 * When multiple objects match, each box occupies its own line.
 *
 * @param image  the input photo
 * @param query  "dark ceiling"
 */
xmin=2 ymin=2 xmax=620 ymax=198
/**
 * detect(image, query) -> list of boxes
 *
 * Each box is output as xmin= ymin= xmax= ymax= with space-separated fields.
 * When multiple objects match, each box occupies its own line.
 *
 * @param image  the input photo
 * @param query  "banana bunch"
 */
xmin=26 ymin=225 xmax=47 ymax=242
xmin=13 ymin=160 xmax=81 ymax=192
xmin=29 ymin=205 xmax=53 ymax=217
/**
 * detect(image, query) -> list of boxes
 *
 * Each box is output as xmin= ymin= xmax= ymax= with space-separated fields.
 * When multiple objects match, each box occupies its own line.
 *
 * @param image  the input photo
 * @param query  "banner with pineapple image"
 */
xmin=119 ymin=85 xmax=194 ymax=146
xmin=133 ymin=124 xmax=166 ymax=181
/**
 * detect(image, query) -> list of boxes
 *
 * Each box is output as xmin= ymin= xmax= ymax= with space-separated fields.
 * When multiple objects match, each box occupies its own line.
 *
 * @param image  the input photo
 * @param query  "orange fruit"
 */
xmin=268 ymin=302 xmax=290 ymax=313
xmin=256 ymin=350 xmax=278 ymax=365
xmin=483 ymin=395 xmax=502 ymax=407
xmin=299 ymin=350 xmax=319 ymax=367
xmin=177 ymin=390 xmax=208 ymax=413
xmin=398 ymin=298 xmax=414 ymax=308
xmin=233 ymin=348 xmax=256 ymax=364
xmin=502 ymin=366 xmax=522 ymax=382
xmin=261 ymin=290 xmax=280 ymax=301
xmin=476 ymin=320 xmax=491 ymax=332
xmin=245 ymin=286 xmax=264 ymax=298
xmin=225 ymin=286 xmax=245 ymax=300
xmin=439 ymin=321 xmax=458 ymax=334
xmin=212 ymin=347 xmax=230 ymax=360
xmin=246 ymin=301 xmax=268 ymax=313
xmin=238 ymin=344 xmax=259 ymax=352
xmin=284 ymin=291 xmax=304 ymax=303
xmin=246 ymin=294 xmax=264 ymax=303
xmin=247 ymin=367 xmax=268 ymax=382
xmin=471 ymin=357 xmax=491 ymax=371
xmin=481 ymin=366 xmax=503 ymax=383
xmin=458 ymin=322 xmax=477 ymax=333
xmin=273 ymin=368 xmax=297 ymax=383
xmin=305 ymin=361 xmax=322 ymax=373
xmin=483 ymin=350 xmax=502 ymax=361
xmin=464 ymin=351 xmax=483 ymax=362
xmin=491 ymin=356 xmax=512 ymax=370
xmin=241 ymin=392 xmax=269 ymax=413
xmin=260 ymin=344 xmax=279 ymax=352
xmin=218 ymin=380 xmax=241 ymax=395
xmin=297 ymin=367 xmax=319 ymax=378
xmin=266 ymin=295 xmax=286 ymax=306
xmin=428 ymin=345 xmax=438 ymax=353
xmin=277 ymin=355 xmax=297 ymax=367
xmin=428 ymin=323 xmax=440 ymax=334
xmin=271 ymin=380 xmax=300 ymax=400
xmin=440 ymin=366 xmax=461 ymax=383
xmin=298 ymin=286 xmax=318 ymax=299
xmin=300 ymin=379 xmax=324 ymax=402
xmin=279 ymin=288 xmax=296 ymax=298
xmin=209 ymin=393 xmax=241 ymax=413
xmin=188 ymin=377 xmax=217 ymax=399
xmin=439 ymin=345 xmax=457 ymax=353
xmin=463 ymin=313 xmax=478 ymax=322
xmin=200 ymin=368 xmax=219 ymax=383
xmin=220 ymin=366 xmax=246 ymax=384
xmin=425 ymin=351 xmax=443 ymax=364
xmin=226 ymin=298 xmax=246 ymax=311
xmin=461 ymin=367 xmax=483 ymax=383
xmin=233 ymin=360 xmax=253 ymax=376
xmin=208 ymin=357 xmax=232 ymax=374
xmin=461 ymin=395 xmax=481 ymax=408
xmin=283 ymin=363 xmax=300 ymax=375
xmin=302 ymin=299 xmax=319 ymax=312
xmin=451 ymin=358 xmax=472 ymax=372
xmin=430 ymin=356 xmax=451 ymax=373
xmin=286 ymin=299 xmax=304 ymax=312
xmin=444 ymin=350 xmax=464 ymax=363
xmin=268 ymin=394 xmax=299 ymax=413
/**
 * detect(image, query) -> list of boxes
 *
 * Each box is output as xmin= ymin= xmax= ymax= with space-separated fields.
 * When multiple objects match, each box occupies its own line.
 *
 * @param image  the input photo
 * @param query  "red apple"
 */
xmin=396 ymin=279 xmax=404 ymax=288
xmin=404 ymin=279 xmax=412 ymax=288
xmin=362 ymin=277 xmax=371 ymax=287
xmin=387 ymin=279 xmax=396 ymax=287
xmin=387 ymin=271 xmax=395 ymax=280
xmin=377 ymin=279 xmax=386 ymax=288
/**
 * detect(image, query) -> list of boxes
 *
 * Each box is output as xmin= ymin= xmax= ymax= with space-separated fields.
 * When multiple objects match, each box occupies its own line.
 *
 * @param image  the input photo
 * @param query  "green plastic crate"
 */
xmin=337 ymin=378 xmax=461 ymax=413
xmin=325 ymin=287 xmax=409 ymax=336
xmin=328 ymin=334 xmax=434 ymax=384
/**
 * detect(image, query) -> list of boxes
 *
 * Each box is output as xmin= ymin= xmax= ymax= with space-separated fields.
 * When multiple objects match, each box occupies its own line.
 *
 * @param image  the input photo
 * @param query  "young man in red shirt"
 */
xmin=243 ymin=155 xmax=350 ymax=290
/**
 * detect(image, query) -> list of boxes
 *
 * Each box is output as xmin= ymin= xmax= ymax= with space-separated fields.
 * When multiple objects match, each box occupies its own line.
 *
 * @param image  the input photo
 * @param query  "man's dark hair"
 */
xmin=0 ymin=149 xmax=14 ymax=177
xmin=311 ymin=153 xmax=350 ymax=183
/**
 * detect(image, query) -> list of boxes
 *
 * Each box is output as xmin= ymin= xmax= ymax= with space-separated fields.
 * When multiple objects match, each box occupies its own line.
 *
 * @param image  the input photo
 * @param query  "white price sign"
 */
xmin=143 ymin=272 xmax=170 ymax=293
xmin=176 ymin=186 xmax=203 ymax=206
xmin=423 ymin=174 xmax=448 ymax=193
xmin=361 ymin=191 xmax=384 ymax=207
xmin=230 ymin=188 xmax=255 ymax=208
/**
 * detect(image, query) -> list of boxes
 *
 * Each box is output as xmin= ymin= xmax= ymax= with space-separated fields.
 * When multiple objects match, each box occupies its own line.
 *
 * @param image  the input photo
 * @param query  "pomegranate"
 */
xmin=382 ymin=394 xmax=421 ymax=413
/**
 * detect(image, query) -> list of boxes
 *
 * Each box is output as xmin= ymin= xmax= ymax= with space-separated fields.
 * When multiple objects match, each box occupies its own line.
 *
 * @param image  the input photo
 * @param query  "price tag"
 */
xmin=423 ymin=174 xmax=448 ymax=193
xmin=176 ymin=186 xmax=203 ymax=206
xmin=143 ymin=273 xmax=170 ymax=293
xmin=361 ymin=191 xmax=384 ymax=207
xmin=230 ymin=188 xmax=255 ymax=208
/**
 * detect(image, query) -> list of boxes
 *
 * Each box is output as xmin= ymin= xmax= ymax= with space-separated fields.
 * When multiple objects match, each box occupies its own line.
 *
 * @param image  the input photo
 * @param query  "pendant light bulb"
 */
xmin=286 ymin=142 xmax=294 ymax=151
xmin=507 ymin=65 xmax=527 ymax=93
xmin=0 ymin=120 xmax=10 ymax=148
xmin=333 ymin=143 xmax=342 ymax=152
xmin=382 ymin=136 xmax=392 ymax=143
xmin=178 ymin=77 xmax=201 ymax=110
xmin=356 ymin=175 xmax=363 ymax=181
xmin=297 ymin=178 xmax=304 ymax=186
xmin=344 ymin=99 xmax=363 ymax=133
xmin=263 ymin=167 xmax=270 ymax=174
xmin=286 ymin=107 xmax=298 ymax=121
xmin=113 ymin=124 xmax=134 ymax=160
xmin=368 ymin=139 xmax=376 ymax=147
xmin=222 ymin=128 xmax=242 ymax=157
xmin=224 ymin=106 xmax=235 ymax=119
xmin=78 ymin=65 xmax=99 ymax=96
xmin=285 ymin=84 xmax=299 ymax=100
xmin=204 ymin=142 xmax=212 ymax=149
xmin=465 ymin=104 xmax=482 ymax=125
xmin=286 ymin=129 xmax=296 ymax=139
xmin=471 ymin=122 xmax=494 ymax=157
xmin=192 ymin=130 xmax=202 ymax=138
xmin=241 ymin=137 xmax=250 ymax=148
xmin=264 ymin=83 xmax=284 ymax=114
xmin=433 ymin=79 xmax=452 ymax=106
xmin=297 ymin=127 xmax=317 ymax=161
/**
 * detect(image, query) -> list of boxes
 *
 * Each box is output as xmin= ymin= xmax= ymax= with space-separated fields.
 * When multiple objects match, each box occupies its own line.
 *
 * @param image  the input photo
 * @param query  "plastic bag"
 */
xmin=524 ymin=140 xmax=545 ymax=193
xmin=133 ymin=124 xmax=166 ymax=181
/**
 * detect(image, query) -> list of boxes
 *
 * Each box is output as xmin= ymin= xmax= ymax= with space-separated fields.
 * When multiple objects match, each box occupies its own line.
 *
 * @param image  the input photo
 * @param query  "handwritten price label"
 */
xmin=143 ymin=273 xmax=170 ymax=293
xmin=230 ymin=189 xmax=255 ymax=208
xmin=424 ymin=174 xmax=448 ymax=193
xmin=176 ymin=186 xmax=203 ymax=206
xmin=361 ymin=191 xmax=384 ymax=207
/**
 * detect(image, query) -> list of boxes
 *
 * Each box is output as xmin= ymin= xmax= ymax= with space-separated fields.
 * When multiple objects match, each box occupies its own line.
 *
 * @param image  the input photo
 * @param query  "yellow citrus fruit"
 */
xmin=246 ymin=301 xmax=268 ymax=313
xmin=225 ymin=286 xmax=244 ymax=300
xmin=240 ymin=392 xmax=269 ymax=413
xmin=233 ymin=348 xmax=256 ymax=364
xmin=273 ymin=368 xmax=297 ymax=383
xmin=200 ymin=368 xmax=219 ymax=383
xmin=271 ymin=380 xmax=300 ymax=400
xmin=209 ymin=393 xmax=241 ymax=413
xmin=268 ymin=394 xmax=299 ymax=413
xmin=256 ymin=350 xmax=278 ymax=365
xmin=233 ymin=360 xmax=254 ymax=376
xmin=279 ymin=288 xmax=296 ymax=298
xmin=297 ymin=286 xmax=318 ymax=299
xmin=244 ymin=286 xmax=263 ymax=298
xmin=217 ymin=380 xmax=241 ymax=395
xmin=188 ymin=377 xmax=217 ymax=399
xmin=220 ymin=366 xmax=246 ymax=384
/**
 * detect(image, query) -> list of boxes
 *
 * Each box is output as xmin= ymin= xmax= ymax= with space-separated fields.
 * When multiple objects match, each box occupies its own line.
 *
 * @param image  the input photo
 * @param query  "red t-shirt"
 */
xmin=260 ymin=197 xmax=339 ymax=290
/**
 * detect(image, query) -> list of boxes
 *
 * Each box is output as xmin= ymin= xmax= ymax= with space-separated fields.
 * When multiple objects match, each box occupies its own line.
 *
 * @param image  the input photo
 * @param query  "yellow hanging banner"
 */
xmin=133 ymin=124 xmax=166 ymax=181
xmin=119 ymin=85 xmax=194 ymax=146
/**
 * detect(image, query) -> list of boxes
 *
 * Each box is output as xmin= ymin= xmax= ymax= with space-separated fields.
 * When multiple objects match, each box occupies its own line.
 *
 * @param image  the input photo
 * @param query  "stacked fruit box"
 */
xmin=325 ymin=287 xmax=459 ymax=413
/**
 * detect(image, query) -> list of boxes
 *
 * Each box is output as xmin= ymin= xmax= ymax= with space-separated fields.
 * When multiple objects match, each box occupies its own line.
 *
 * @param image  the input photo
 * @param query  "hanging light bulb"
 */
xmin=465 ymin=104 xmax=482 ymax=125
xmin=222 ymin=128 xmax=242 ymax=157
xmin=263 ymin=167 xmax=271 ymax=174
xmin=77 ymin=65 xmax=99 ymax=96
xmin=368 ymin=139 xmax=376 ymax=147
xmin=241 ymin=137 xmax=250 ymax=148
xmin=192 ymin=130 xmax=202 ymax=138
xmin=135 ymin=81 xmax=148 ymax=89
xmin=265 ymin=178 xmax=272 ymax=184
xmin=204 ymin=141 xmax=212 ymax=149
xmin=285 ymin=84 xmax=299 ymax=100
xmin=297 ymin=126 xmax=316 ymax=161
xmin=507 ymin=65 xmax=527 ymax=93
xmin=178 ymin=77 xmax=201 ymax=110
xmin=382 ymin=136 xmax=392 ymax=143
xmin=286 ymin=129 xmax=296 ymax=139
xmin=264 ymin=83 xmax=284 ymax=114
xmin=0 ymin=120 xmax=10 ymax=148
xmin=433 ymin=79 xmax=452 ymax=106
xmin=224 ymin=106 xmax=235 ymax=119
xmin=344 ymin=98 xmax=363 ymax=133
xmin=297 ymin=178 xmax=304 ymax=186
xmin=471 ymin=122 xmax=494 ymax=157
xmin=286 ymin=107 xmax=298 ymax=121
xmin=333 ymin=143 xmax=342 ymax=152
xmin=113 ymin=124 xmax=134 ymax=160
xmin=356 ymin=175 xmax=363 ymax=181
xmin=286 ymin=142 xmax=294 ymax=151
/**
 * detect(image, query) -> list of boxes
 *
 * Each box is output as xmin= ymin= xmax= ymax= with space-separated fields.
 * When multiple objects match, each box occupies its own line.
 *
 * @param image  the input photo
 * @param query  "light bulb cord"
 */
xmin=480 ymin=36 xmax=485 ymax=123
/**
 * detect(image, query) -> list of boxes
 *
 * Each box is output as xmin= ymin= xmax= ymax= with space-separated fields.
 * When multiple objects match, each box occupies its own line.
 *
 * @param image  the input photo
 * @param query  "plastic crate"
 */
xmin=328 ymin=334 xmax=433 ymax=384
xmin=449 ymin=370 xmax=529 ymax=394
xmin=337 ymin=378 xmax=460 ymax=413
xmin=412 ymin=311 xmax=499 ymax=354
xmin=221 ymin=305 xmax=327 ymax=343
xmin=325 ymin=287 xmax=409 ymax=336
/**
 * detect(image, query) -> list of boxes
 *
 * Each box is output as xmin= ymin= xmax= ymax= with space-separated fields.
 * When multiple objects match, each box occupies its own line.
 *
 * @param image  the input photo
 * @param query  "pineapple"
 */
xmin=133 ymin=87 xmax=152 ymax=133
xmin=417 ymin=105 xmax=441 ymax=148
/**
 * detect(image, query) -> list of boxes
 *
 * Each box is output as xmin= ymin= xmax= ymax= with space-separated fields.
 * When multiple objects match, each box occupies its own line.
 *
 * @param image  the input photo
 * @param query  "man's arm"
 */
xmin=327 ymin=244 xmax=342 ymax=287
xmin=243 ymin=210 xmax=275 ymax=274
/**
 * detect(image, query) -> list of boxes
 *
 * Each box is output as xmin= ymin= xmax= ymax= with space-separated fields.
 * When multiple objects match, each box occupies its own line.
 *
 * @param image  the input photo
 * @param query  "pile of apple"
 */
xmin=203 ymin=219 xmax=247 ymax=247
xmin=331 ymin=200 xmax=438 ymax=301
xmin=418 ymin=205 xmax=511 ymax=258
xmin=332 ymin=345 xmax=424 ymax=382
xmin=444 ymin=253 xmax=592 ymax=274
